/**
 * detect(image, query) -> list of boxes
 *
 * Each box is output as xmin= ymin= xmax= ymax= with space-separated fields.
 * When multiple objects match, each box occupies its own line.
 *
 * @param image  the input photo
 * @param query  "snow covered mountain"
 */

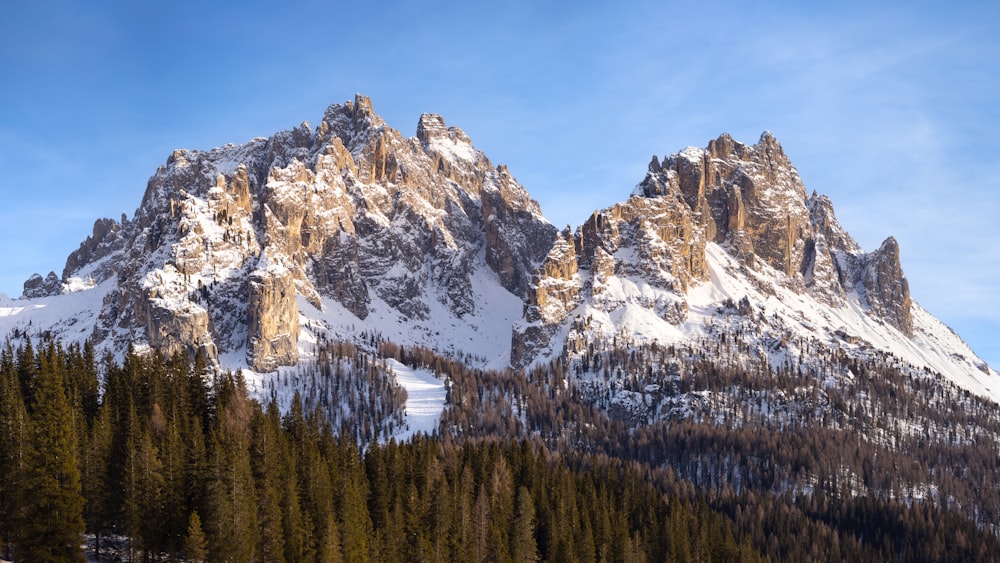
xmin=514 ymin=132 xmax=999 ymax=401
xmin=1 ymin=97 xmax=997 ymax=405
xmin=2 ymin=95 xmax=555 ymax=372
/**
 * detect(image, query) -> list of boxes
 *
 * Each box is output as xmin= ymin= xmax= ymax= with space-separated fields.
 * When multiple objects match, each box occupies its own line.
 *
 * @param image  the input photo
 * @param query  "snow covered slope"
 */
xmin=514 ymin=133 xmax=997 ymax=404
xmin=536 ymin=241 xmax=999 ymax=402
xmin=2 ymin=104 xmax=995 ymax=407
xmin=2 ymin=95 xmax=554 ymax=373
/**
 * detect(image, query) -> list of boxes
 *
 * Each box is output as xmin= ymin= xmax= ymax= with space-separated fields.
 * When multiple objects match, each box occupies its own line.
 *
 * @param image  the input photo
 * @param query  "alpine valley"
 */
xmin=3 ymin=95 xmax=1000 ymax=561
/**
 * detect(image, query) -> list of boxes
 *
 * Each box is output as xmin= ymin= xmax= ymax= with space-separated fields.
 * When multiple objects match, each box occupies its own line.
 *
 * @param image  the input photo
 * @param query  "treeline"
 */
xmin=263 ymin=337 xmax=408 ymax=443
xmin=0 ymin=338 xmax=758 ymax=562
xmin=3 ymin=337 xmax=1000 ymax=561
xmin=388 ymin=342 xmax=1000 ymax=561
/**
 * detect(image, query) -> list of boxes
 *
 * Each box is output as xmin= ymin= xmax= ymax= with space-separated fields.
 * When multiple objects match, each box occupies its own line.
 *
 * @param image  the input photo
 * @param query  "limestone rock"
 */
xmin=21 ymin=101 xmax=929 ymax=378
xmin=247 ymin=263 xmax=299 ymax=372
xmin=135 ymin=288 xmax=217 ymax=363
xmin=862 ymin=236 xmax=913 ymax=335
xmin=22 ymin=272 xmax=62 ymax=298
xmin=46 ymin=94 xmax=558 ymax=371
xmin=514 ymin=131 xmax=916 ymax=367
xmin=62 ymin=217 xmax=126 ymax=284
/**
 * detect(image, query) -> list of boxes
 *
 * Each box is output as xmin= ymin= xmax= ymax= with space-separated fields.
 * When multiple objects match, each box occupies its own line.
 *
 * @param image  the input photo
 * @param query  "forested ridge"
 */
xmin=1 ymin=338 xmax=999 ymax=562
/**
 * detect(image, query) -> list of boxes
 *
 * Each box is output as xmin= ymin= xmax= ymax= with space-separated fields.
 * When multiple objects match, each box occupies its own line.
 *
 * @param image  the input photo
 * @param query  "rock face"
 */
xmin=247 ymin=263 xmax=299 ymax=371
xmin=62 ymin=217 xmax=127 ymax=281
xmin=16 ymin=106 xmax=929 ymax=377
xmin=637 ymin=132 xmax=814 ymax=278
xmin=513 ymin=132 xmax=917 ymax=366
xmin=34 ymin=94 xmax=555 ymax=371
xmin=22 ymin=272 xmax=62 ymax=298
xmin=862 ymin=236 xmax=913 ymax=335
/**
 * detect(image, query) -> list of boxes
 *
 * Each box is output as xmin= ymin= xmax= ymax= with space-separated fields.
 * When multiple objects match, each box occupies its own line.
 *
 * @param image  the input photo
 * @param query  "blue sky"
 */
xmin=1 ymin=0 xmax=998 ymax=368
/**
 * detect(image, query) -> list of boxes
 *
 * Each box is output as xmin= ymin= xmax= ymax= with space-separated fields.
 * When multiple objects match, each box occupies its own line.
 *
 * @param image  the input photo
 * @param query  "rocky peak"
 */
xmin=62 ymin=216 xmax=127 ymax=284
xmin=806 ymin=191 xmax=860 ymax=256
xmin=416 ymin=113 xmax=473 ymax=147
xmin=636 ymin=132 xmax=809 ymax=278
xmin=416 ymin=113 xmax=448 ymax=143
xmin=350 ymin=94 xmax=379 ymax=127
xmin=515 ymin=132 xmax=917 ymax=367
xmin=863 ymin=236 xmax=913 ymax=335
xmin=22 ymin=272 xmax=62 ymax=299
xmin=316 ymin=94 xmax=386 ymax=152
xmin=30 ymin=95 xmax=558 ymax=372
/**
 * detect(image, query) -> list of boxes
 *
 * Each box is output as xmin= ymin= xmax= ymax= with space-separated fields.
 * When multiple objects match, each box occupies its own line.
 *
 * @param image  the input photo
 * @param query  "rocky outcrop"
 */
xmin=482 ymin=168 xmax=558 ymax=298
xmin=637 ymin=132 xmax=911 ymax=326
xmin=32 ymin=94 xmax=555 ymax=371
xmin=512 ymin=190 xmax=708 ymax=367
xmin=514 ymin=132 xmax=915 ymax=367
xmin=511 ymin=229 xmax=580 ymax=367
xmin=247 ymin=263 xmax=299 ymax=372
xmin=639 ymin=132 xmax=811 ymax=277
xmin=62 ymin=217 xmax=127 ymax=284
xmin=22 ymin=272 xmax=61 ymax=298
xmin=862 ymin=236 xmax=913 ymax=335
xmin=136 ymin=290 xmax=217 ymax=363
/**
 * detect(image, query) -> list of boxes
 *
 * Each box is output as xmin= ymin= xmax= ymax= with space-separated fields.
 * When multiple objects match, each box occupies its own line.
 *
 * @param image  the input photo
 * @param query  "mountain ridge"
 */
xmin=2 ymin=95 xmax=996 ymax=403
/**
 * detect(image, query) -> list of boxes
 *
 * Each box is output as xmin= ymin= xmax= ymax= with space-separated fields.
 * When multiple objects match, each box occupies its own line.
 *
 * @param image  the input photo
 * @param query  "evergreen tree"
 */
xmin=183 ymin=511 xmax=209 ymax=563
xmin=0 ymin=343 xmax=27 ymax=559
xmin=250 ymin=403 xmax=287 ymax=562
xmin=206 ymin=374 xmax=259 ymax=562
xmin=317 ymin=514 xmax=344 ymax=563
xmin=14 ymin=355 xmax=86 ymax=562
xmin=82 ymin=401 xmax=114 ymax=558
xmin=512 ymin=486 xmax=539 ymax=563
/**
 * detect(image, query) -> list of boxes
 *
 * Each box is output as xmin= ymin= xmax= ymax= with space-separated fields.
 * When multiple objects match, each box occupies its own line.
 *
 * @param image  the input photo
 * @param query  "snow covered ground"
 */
xmin=555 ymin=242 xmax=1000 ymax=404
xmin=385 ymin=358 xmax=446 ymax=441
xmin=296 ymin=257 xmax=523 ymax=371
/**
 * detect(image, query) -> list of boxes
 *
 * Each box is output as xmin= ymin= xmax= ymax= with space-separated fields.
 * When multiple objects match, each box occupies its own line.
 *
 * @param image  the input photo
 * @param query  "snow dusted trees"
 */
xmin=1 ymin=336 xmax=999 ymax=561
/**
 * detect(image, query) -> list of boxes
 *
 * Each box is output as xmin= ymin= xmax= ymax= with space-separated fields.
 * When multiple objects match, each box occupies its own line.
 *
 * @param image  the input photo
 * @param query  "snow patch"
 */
xmin=386 ymin=358 xmax=446 ymax=441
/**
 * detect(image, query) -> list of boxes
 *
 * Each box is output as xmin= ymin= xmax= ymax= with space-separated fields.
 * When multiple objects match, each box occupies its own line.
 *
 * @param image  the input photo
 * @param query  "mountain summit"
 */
xmin=11 ymin=95 xmax=556 ymax=370
xmin=3 ymin=96 xmax=996 ymax=402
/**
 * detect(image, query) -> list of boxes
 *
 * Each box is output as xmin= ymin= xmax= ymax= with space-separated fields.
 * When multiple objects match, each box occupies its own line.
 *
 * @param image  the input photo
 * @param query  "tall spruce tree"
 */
xmin=15 ymin=351 xmax=86 ymax=562
xmin=183 ymin=511 xmax=209 ymax=563
xmin=0 ymin=343 xmax=27 ymax=559
xmin=512 ymin=486 xmax=539 ymax=563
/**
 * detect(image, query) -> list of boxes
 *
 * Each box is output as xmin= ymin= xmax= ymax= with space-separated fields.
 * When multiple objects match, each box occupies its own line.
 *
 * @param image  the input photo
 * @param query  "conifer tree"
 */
xmin=338 ymin=458 xmax=371 ymax=562
xmin=82 ymin=401 xmax=114 ymax=558
xmin=0 ymin=343 xmax=27 ymax=559
xmin=280 ymin=457 xmax=315 ymax=563
xmin=251 ymin=403 xmax=287 ymax=562
xmin=15 ymin=354 xmax=86 ymax=562
xmin=183 ymin=511 xmax=209 ymax=563
xmin=512 ymin=486 xmax=539 ymax=563
xmin=206 ymin=374 xmax=259 ymax=562
xmin=318 ymin=514 xmax=345 ymax=563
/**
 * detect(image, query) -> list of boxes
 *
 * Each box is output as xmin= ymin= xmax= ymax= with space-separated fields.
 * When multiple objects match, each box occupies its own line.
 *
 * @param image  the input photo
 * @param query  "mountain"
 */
xmin=3 ymin=95 xmax=556 ymax=372
xmin=1 ymin=95 xmax=996 ymax=403
xmin=513 ymin=131 xmax=999 ymax=402
xmin=6 ymin=96 xmax=1000 ymax=557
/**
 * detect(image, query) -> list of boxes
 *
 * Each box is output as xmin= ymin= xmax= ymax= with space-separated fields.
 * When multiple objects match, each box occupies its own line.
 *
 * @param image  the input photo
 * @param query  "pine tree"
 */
xmin=0 ymin=343 xmax=27 ymax=559
xmin=512 ymin=486 xmax=539 ymax=563
xmin=82 ymin=402 xmax=114 ymax=559
xmin=183 ymin=511 xmax=209 ymax=562
xmin=280 ymin=459 xmax=315 ymax=563
xmin=206 ymin=374 xmax=259 ymax=562
xmin=338 ymin=458 xmax=371 ymax=562
xmin=14 ymin=355 xmax=86 ymax=562
xmin=251 ymin=403 xmax=287 ymax=562
xmin=317 ymin=514 xmax=344 ymax=563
